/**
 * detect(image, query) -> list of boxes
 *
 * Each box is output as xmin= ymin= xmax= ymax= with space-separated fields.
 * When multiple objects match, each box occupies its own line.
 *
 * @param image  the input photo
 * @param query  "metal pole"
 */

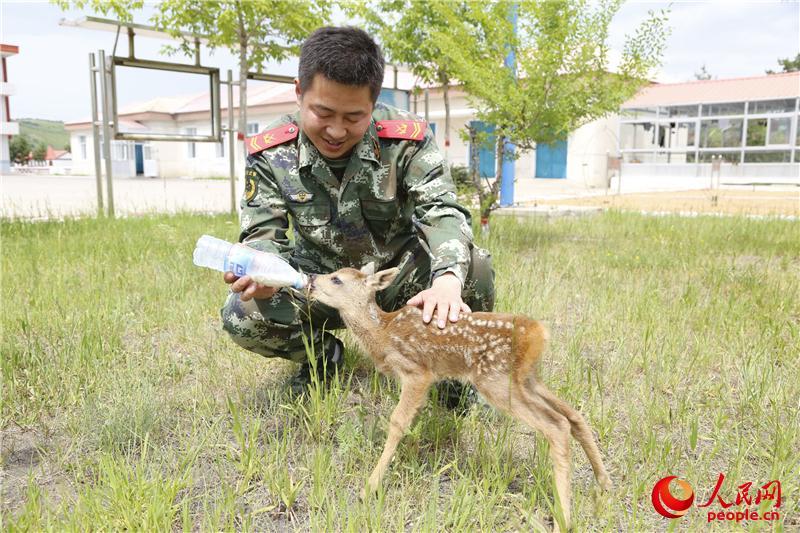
xmin=98 ymin=50 xmax=115 ymax=217
xmin=500 ymin=2 xmax=518 ymax=207
xmin=227 ymin=70 xmax=236 ymax=215
xmin=89 ymin=53 xmax=104 ymax=215
xmin=127 ymin=28 xmax=135 ymax=59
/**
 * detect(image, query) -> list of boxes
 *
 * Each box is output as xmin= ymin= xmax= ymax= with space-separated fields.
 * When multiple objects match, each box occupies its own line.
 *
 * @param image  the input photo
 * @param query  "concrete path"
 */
xmin=3 ymin=172 xmax=797 ymax=221
xmin=2 ymin=174 xmax=238 ymax=220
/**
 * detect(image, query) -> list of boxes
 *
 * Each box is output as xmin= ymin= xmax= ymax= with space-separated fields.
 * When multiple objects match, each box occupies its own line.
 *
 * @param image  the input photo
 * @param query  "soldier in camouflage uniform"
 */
xmin=221 ymin=27 xmax=494 ymax=401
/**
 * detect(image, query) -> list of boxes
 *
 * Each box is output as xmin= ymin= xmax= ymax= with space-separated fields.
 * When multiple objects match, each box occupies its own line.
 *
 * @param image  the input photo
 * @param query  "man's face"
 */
xmin=296 ymin=74 xmax=374 ymax=159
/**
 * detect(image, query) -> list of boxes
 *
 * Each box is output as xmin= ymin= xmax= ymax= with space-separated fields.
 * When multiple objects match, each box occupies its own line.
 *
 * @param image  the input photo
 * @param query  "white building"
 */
xmin=65 ymin=71 xmax=799 ymax=192
xmin=1 ymin=43 xmax=20 ymax=174
xmin=619 ymin=71 xmax=800 ymax=189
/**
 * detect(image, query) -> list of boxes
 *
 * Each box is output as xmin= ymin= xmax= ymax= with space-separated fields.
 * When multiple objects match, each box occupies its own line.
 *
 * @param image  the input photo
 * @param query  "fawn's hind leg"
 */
xmin=532 ymin=381 xmax=612 ymax=491
xmin=365 ymin=372 xmax=433 ymax=495
xmin=476 ymin=379 xmax=573 ymax=532
xmin=509 ymin=385 xmax=573 ymax=532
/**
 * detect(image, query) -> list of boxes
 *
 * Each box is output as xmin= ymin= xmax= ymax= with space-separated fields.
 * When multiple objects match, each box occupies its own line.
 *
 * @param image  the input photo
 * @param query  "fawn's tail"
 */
xmin=514 ymin=318 xmax=549 ymax=380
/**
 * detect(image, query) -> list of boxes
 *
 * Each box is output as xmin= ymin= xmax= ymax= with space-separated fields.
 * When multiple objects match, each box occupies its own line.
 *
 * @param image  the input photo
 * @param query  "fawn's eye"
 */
xmin=332 ymin=276 xmax=343 ymax=285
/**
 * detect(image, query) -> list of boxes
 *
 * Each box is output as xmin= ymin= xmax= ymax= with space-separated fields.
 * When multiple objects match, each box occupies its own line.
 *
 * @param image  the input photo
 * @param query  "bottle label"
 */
xmin=225 ymin=245 xmax=254 ymax=277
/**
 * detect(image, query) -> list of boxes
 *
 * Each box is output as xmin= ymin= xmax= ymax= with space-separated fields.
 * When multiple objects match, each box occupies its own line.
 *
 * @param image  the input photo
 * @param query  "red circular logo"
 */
xmin=652 ymin=476 xmax=695 ymax=518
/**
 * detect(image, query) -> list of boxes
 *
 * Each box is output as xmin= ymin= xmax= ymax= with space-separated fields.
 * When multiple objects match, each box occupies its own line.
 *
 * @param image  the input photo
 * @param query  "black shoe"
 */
xmin=434 ymin=380 xmax=476 ymax=415
xmin=289 ymin=337 xmax=344 ymax=396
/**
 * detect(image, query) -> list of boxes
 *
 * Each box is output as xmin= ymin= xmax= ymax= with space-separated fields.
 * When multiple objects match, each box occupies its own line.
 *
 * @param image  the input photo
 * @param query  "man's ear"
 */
xmin=360 ymin=262 xmax=376 ymax=276
xmin=294 ymin=78 xmax=302 ymax=105
xmin=368 ymin=268 xmax=399 ymax=291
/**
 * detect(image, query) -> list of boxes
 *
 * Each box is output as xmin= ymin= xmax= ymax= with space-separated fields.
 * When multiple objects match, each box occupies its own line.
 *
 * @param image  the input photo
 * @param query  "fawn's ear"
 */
xmin=368 ymin=268 xmax=399 ymax=291
xmin=360 ymin=262 xmax=376 ymax=276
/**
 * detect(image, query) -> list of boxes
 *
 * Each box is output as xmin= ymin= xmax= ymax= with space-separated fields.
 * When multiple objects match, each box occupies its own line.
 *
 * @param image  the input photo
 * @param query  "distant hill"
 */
xmin=17 ymin=119 xmax=70 ymax=152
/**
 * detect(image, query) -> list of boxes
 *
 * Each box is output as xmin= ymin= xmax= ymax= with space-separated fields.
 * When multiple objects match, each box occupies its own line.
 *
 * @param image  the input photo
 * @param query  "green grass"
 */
xmin=2 ymin=211 xmax=798 ymax=531
xmin=17 ymin=119 xmax=70 ymax=151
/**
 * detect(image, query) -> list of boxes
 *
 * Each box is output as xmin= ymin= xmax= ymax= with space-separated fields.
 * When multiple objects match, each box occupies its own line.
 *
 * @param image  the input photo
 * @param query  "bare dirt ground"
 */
xmin=528 ymin=189 xmax=800 ymax=217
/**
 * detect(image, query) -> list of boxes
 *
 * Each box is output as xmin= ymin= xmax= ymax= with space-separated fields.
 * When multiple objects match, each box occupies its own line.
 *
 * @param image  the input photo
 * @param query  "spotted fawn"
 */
xmin=306 ymin=263 xmax=612 ymax=531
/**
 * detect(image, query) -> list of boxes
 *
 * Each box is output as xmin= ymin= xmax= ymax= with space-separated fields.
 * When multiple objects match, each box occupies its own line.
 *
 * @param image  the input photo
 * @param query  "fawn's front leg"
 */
xmin=363 ymin=373 xmax=433 ymax=497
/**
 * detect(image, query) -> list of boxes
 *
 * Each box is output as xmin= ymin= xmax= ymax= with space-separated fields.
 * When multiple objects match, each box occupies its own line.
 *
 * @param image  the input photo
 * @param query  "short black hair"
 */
xmin=298 ymin=26 xmax=385 ymax=103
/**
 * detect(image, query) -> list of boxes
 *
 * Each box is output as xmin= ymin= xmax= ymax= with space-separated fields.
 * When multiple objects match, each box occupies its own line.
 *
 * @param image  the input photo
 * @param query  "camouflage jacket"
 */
xmin=239 ymin=103 xmax=474 ymax=286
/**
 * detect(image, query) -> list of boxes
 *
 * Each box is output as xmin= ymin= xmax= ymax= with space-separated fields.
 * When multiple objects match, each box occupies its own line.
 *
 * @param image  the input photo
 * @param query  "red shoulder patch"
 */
xmin=375 ymin=119 xmax=427 ymax=141
xmin=246 ymin=123 xmax=299 ymax=155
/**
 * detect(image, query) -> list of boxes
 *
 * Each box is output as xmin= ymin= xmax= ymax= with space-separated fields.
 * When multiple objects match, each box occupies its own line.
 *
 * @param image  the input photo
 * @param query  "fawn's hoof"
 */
xmin=599 ymin=474 xmax=613 ymax=492
xmin=359 ymin=482 xmax=378 ymax=501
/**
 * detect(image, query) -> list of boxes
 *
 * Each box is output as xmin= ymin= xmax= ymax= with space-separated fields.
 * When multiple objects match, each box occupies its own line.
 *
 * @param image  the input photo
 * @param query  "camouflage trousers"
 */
xmin=220 ymin=245 xmax=495 ymax=363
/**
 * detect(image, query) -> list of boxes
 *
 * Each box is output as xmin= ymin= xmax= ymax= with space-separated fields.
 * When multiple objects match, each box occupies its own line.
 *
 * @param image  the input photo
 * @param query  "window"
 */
xmin=659 ymin=105 xmax=699 ymax=118
xmin=111 ymin=141 xmax=133 ymax=160
xmin=620 ymin=107 xmax=658 ymax=120
xmin=700 ymin=119 xmax=743 ymax=148
xmin=749 ymin=99 xmax=796 ymax=114
xmin=186 ymin=127 xmax=197 ymax=158
xmin=658 ymin=122 xmax=696 ymax=148
xmin=247 ymin=122 xmax=260 ymax=135
xmin=620 ymin=123 xmax=657 ymax=150
xmin=746 ymin=118 xmax=767 ymax=146
xmin=78 ymin=135 xmax=87 ymax=159
xmin=744 ymin=151 xmax=791 ymax=163
xmin=143 ymin=144 xmax=154 ymax=159
xmin=701 ymin=102 xmax=745 ymax=117
xmin=747 ymin=117 xmax=791 ymax=146
xmin=768 ymin=117 xmax=791 ymax=145
xmin=796 ymin=115 xmax=800 ymax=146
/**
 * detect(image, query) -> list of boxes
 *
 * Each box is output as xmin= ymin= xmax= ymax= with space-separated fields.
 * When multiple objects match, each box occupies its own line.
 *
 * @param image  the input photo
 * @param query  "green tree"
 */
xmin=53 ymin=0 xmax=143 ymax=22
xmin=694 ymin=63 xmax=713 ymax=80
xmin=152 ymin=0 xmax=331 ymax=144
xmin=434 ymin=0 xmax=669 ymax=225
xmin=9 ymin=135 xmax=32 ymax=164
xmin=766 ymin=52 xmax=800 ymax=74
xmin=32 ymin=142 xmax=48 ymax=162
xmin=356 ymin=0 xmax=468 ymax=161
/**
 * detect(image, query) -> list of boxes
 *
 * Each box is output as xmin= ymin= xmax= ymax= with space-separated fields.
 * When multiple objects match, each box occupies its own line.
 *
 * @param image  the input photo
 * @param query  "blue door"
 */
xmin=535 ymin=140 xmax=567 ymax=179
xmin=135 ymin=144 xmax=144 ymax=175
xmin=469 ymin=121 xmax=496 ymax=178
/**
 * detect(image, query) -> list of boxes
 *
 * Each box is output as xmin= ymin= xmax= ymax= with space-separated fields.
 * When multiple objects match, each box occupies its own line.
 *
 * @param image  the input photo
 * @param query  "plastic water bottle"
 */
xmin=193 ymin=235 xmax=308 ymax=289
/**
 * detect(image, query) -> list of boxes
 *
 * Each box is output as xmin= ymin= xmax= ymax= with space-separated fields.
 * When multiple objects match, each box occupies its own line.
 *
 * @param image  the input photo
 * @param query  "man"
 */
xmin=221 ymin=26 xmax=494 ymax=403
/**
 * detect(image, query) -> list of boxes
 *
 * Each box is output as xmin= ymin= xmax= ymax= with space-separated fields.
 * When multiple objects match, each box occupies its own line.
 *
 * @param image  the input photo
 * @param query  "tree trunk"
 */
xmin=481 ymin=135 xmax=505 ymax=234
xmin=237 ymin=13 xmax=248 ymax=162
xmin=442 ymin=79 xmax=451 ymax=163
xmin=468 ymin=125 xmax=488 ymax=234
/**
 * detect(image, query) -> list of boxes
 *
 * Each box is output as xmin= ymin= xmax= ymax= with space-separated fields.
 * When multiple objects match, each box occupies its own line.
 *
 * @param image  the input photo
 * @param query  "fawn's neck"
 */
xmin=338 ymin=300 xmax=387 ymax=357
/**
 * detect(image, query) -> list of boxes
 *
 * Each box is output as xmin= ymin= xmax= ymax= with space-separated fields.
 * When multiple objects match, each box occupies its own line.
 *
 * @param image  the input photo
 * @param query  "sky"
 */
xmin=1 ymin=0 xmax=798 ymax=123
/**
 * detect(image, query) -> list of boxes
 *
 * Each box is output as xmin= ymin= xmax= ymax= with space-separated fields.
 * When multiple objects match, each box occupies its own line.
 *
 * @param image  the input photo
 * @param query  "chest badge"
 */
xmin=288 ymin=191 xmax=314 ymax=203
